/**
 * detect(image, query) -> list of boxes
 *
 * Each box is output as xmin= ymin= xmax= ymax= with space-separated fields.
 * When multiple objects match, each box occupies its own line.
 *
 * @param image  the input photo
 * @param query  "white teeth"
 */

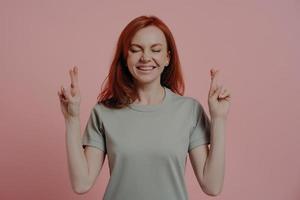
xmin=137 ymin=66 xmax=156 ymax=71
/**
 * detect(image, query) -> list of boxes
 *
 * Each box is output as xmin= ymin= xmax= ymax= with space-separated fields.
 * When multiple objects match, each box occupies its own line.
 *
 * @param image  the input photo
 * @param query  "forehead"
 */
xmin=130 ymin=26 xmax=167 ymax=46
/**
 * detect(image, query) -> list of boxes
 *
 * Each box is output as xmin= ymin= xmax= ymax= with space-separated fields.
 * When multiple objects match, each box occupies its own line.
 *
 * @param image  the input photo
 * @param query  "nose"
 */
xmin=140 ymin=52 xmax=151 ymax=62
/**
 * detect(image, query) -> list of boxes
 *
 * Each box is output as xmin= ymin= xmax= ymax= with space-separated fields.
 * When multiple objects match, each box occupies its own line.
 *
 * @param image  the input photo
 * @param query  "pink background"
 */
xmin=1 ymin=0 xmax=299 ymax=199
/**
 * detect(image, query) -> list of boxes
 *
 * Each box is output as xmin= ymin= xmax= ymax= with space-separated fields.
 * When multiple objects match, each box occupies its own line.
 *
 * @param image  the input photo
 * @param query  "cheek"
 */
xmin=127 ymin=54 xmax=139 ymax=65
xmin=153 ymin=54 xmax=167 ymax=64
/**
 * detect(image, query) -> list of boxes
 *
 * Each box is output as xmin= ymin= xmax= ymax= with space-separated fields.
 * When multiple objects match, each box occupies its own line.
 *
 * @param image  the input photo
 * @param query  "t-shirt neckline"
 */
xmin=128 ymin=86 xmax=171 ymax=112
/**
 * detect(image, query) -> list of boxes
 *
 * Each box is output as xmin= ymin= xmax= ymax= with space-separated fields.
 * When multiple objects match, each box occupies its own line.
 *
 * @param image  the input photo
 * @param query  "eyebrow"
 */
xmin=130 ymin=43 xmax=163 ymax=48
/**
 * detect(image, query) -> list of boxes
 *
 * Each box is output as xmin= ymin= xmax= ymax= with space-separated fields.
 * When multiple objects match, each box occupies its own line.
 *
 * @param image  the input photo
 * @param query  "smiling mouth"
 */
xmin=136 ymin=66 xmax=157 ymax=71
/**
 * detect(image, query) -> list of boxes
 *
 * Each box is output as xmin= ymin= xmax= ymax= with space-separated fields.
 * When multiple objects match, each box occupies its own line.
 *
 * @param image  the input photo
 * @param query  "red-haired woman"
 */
xmin=58 ymin=15 xmax=231 ymax=200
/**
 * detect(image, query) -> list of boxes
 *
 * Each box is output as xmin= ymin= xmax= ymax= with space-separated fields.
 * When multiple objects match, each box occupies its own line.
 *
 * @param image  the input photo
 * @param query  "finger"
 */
xmin=73 ymin=66 xmax=80 ymax=92
xmin=219 ymin=88 xmax=227 ymax=98
xmin=209 ymin=85 xmax=219 ymax=97
xmin=61 ymin=86 xmax=70 ymax=100
xmin=58 ymin=91 xmax=63 ymax=99
xmin=58 ymin=91 xmax=62 ymax=101
xmin=221 ymin=90 xmax=231 ymax=99
xmin=209 ymin=68 xmax=219 ymax=96
xmin=69 ymin=66 xmax=79 ymax=88
xmin=61 ymin=96 xmax=68 ymax=103
xmin=69 ymin=68 xmax=75 ymax=88
xmin=218 ymin=90 xmax=231 ymax=102
xmin=60 ymin=86 xmax=64 ymax=96
xmin=69 ymin=66 xmax=78 ymax=88
xmin=220 ymin=94 xmax=231 ymax=102
xmin=63 ymin=86 xmax=71 ymax=99
xmin=210 ymin=68 xmax=217 ymax=79
xmin=58 ymin=89 xmax=66 ymax=98
xmin=210 ymin=84 xmax=220 ymax=97
xmin=73 ymin=66 xmax=79 ymax=84
xmin=61 ymin=86 xmax=66 ymax=97
xmin=213 ymin=85 xmax=223 ymax=99
xmin=73 ymin=66 xmax=78 ymax=86
xmin=58 ymin=88 xmax=68 ymax=103
xmin=218 ymin=85 xmax=223 ymax=96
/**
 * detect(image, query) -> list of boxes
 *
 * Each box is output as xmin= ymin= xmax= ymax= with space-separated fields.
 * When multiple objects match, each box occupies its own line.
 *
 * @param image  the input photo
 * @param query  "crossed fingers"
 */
xmin=209 ymin=68 xmax=230 ymax=99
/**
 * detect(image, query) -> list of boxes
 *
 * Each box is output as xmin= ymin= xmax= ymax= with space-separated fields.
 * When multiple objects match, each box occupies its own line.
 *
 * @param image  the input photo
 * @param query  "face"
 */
xmin=126 ymin=25 xmax=170 ymax=86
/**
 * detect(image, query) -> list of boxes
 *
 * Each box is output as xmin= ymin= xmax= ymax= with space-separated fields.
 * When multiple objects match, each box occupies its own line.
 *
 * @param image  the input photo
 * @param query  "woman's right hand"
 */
xmin=58 ymin=66 xmax=81 ymax=120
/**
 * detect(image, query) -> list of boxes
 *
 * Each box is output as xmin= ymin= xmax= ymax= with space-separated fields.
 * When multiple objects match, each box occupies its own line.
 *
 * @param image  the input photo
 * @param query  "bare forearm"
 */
xmin=203 ymin=117 xmax=226 ymax=195
xmin=65 ymin=117 xmax=90 ymax=192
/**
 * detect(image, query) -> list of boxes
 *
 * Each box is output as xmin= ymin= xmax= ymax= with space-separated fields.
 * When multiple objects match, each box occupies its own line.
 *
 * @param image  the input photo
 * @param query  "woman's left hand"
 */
xmin=208 ymin=68 xmax=231 ymax=120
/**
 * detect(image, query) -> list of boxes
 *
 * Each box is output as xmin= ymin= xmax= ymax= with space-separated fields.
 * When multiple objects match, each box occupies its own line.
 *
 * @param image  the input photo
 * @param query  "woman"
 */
xmin=58 ymin=15 xmax=231 ymax=200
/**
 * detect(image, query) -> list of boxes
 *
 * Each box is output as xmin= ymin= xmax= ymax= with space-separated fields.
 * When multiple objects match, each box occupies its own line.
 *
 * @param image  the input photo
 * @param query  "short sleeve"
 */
xmin=82 ymin=105 xmax=107 ymax=153
xmin=188 ymin=100 xmax=211 ymax=152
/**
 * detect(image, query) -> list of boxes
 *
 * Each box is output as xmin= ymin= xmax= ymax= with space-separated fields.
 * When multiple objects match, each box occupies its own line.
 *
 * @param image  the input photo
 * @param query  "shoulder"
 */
xmin=168 ymin=89 xmax=192 ymax=104
xmin=170 ymin=91 xmax=203 ymax=110
xmin=168 ymin=92 xmax=207 ymax=117
xmin=91 ymin=102 xmax=122 ymax=120
xmin=89 ymin=102 xmax=109 ymax=118
xmin=90 ymin=102 xmax=103 ymax=113
xmin=92 ymin=102 xmax=114 ymax=112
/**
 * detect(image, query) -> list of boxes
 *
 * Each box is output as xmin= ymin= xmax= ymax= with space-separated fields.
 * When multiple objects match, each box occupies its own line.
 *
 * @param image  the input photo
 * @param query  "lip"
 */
xmin=136 ymin=64 xmax=157 ymax=73
xmin=136 ymin=64 xmax=157 ymax=68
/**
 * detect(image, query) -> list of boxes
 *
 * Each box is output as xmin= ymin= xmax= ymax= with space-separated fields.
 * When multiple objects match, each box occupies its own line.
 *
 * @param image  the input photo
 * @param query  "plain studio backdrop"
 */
xmin=1 ymin=0 xmax=299 ymax=199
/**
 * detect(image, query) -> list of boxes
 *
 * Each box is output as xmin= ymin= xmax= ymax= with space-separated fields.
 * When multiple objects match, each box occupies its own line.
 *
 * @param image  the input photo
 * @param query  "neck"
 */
xmin=134 ymin=85 xmax=165 ymax=105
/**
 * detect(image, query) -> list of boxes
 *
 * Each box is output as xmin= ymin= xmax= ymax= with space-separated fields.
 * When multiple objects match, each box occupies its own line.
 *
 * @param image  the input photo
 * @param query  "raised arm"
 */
xmin=58 ymin=66 xmax=106 ymax=194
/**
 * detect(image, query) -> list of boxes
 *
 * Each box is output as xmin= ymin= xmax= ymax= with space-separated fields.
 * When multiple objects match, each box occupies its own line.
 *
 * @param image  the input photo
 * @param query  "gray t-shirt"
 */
xmin=82 ymin=86 xmax=211 ymax=200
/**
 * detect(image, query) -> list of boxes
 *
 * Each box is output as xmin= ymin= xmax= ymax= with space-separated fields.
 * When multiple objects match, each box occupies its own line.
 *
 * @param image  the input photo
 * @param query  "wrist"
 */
xmin=211 ymin=116 xmax=227 ymax=123
xmin=65 ymin=116 xmax=80 ymax=124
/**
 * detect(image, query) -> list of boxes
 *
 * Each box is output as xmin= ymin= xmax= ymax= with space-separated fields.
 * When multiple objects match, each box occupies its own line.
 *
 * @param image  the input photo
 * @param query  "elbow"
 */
xmin=206 ymin=190 xmax=221 ymax=197
xmin=201 ymin=175 xmax=224 ymax=196
xmin=73 ymin=186 xmax=89 ymax=195
xmin=202 ymin=183 xmax=223 ymax=196
xmin=204 ymin=187 xmax=222 ymax=196
xmin=72 ymin=183 xmax=91 ymax=195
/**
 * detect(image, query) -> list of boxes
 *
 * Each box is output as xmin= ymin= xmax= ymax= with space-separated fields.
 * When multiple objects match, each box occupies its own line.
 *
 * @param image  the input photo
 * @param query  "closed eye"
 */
xmin=153 ymin=50 xmax=161 ymax=52
xmin=129 ymin=49 xmax=161 ymax=53
xmin=130 ymin=49 xmax=140 ymax=53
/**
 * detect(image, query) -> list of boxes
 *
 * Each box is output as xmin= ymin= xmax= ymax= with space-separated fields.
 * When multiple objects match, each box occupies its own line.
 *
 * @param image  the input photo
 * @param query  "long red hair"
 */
xmin=97 ymin=15 xmax=185 ymax=109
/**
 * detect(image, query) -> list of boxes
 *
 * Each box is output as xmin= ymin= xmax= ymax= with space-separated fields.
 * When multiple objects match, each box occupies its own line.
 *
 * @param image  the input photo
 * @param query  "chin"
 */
xmin=134 ymin=76 xmax=161 ymax=84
